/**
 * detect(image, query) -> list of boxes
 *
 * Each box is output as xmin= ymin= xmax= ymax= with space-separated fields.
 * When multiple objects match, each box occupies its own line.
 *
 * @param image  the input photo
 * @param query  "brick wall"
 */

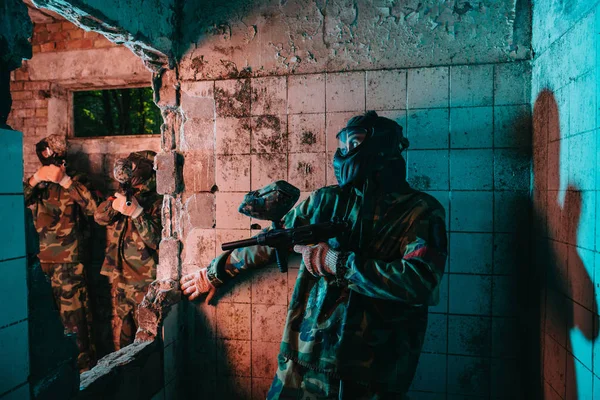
xmin=163 ymin=62 xmax=532 ymax=399
xmin=0 ymin=130 xmax=30 ymax=400
xmin=532 ymin=1 xmax=600 ymax=398
xmin=32 ymin=20 xmax=115 ymax=53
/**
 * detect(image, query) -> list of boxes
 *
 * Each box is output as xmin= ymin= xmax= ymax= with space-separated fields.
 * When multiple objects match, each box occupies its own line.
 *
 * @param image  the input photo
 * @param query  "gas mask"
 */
xmin=332 ymin=111 xmax=409 ymax=188
xmin=35 ymin=134 xmax=67 ymax=167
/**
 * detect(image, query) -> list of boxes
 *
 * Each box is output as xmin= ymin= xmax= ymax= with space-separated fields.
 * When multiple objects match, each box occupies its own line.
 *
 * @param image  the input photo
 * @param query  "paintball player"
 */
xmin=24 ymin=134 xmax=97 ymax=372
xmin=94 ymin=151 xmax=162 ymax=350
xmin=181 ymin=111 xmax=448 ymax=398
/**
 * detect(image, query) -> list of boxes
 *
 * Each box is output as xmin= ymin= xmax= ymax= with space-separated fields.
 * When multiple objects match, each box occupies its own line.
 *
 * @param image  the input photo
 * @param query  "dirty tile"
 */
xmin=544 ymin=336 xmax=566 ymax=398
xmin=288 ymin=152 xmax=327 ymax=191
xmin=494 ymin=148 xmax=530 ymax=190
xmin=184 ymin=228 xmax=216 ymax=267
xmin=216 ymin=303 xmax=251 ymax=340
xmin=409 ymin=353 xmax=447 ymax=393
xmin=182 ymin=150 xmax=216 ymax=193
xmin=493 ymin=191 xmax=529 ymax=233
xmin=216 ymin=117 xmax=251 ymax=155
xmin=215 ymin=192 xmax=250 ymax=229
xmin=215 ymin=79 xmax=251 ymax=118
xmin=251 ymin=76 xmax=287 ymax=116
xmin=407 ymin=108 xmax=449 ymax=149
xmin=408 ymin=67 xmax=449 ymax=109
xmin=216 ymin=154 xmax=251 ymax=192
xmin=491 ymin=276 xmax=518 ymax=317
xmin=217 ymin=376 xmax=251 ymax=399
xmin=450 ymin=149 xmax=493 ymax=190
xmin=449 ymin=232 xmax=493 ymax=274
xmin=494 ymin=105 xmax=532 ymax=148
xmin=492 ymin=233 xmax=520 ymax=275
xmin=450 ymin=64 xmax=493 ymax=107
xmin=251 ymin=304 xmax=287 ymax=343
xmin=449 ymin=274 xmax=492 ymax=315
xmin=326 ymin=71 xmax=366 ymax=112
xmin=251 ymin=115 xmax=287 ymax=154
xmin=494 ymin=62 xmax=531 ymax=106
xmin=448 ymin=315 xmax=491 ymax=356
xmin=450 ymin=107 xmax=493 ymax=149
xmin=490 ymin=358 xmax=520 ymax=398
xmin=288 ymin=113 xmax=326 ymax=153
xmin=447 ymin=355 xmax=490 ymax=396
xmin=325 ymin=111 xmax=355 ymax=152
xmin=252 ymin=377 xmax=274 ymax=400
xmin=252 ymin=268 xmax=288 ymax=306
xmin=406 ymin=149 xmax=449 ymax=191
xmin=180 ymin=92 xmax=215 ymax=119
xmin=366 ymin=69 xmax=407 ymax=110
xmin=288 ymin=74 xmax=325 ymax=114
xmin=250 ymin=154 xmax=288 ymax=190
xmin=450 ymin=191 xmax=493 ymax=232
xmin=185 ymin=193 xmax=216 ymax=229
xmin=251 ymin=341 xmax=280 ymax=378
xmin=423 ymin=313 xmax=447 ymax=353
xmin=430 ymin=273 xmax=449 ymax=314
xmin=217 ymin=339 xmax=251 ymax=377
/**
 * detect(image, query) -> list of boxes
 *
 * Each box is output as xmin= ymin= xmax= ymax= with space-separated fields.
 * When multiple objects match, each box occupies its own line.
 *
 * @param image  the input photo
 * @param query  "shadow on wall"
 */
xmin=531 ymin=90 xmax=598 ymax=399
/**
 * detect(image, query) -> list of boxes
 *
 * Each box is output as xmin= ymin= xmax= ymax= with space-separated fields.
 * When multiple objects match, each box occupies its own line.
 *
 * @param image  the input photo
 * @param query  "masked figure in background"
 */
xmin=24 ymin=134 xmax=97 ymax=372
xmin=181 ymin=111 xmax=448 ymax=399
xmin=94 ymin=151 xmax=162 ymax=350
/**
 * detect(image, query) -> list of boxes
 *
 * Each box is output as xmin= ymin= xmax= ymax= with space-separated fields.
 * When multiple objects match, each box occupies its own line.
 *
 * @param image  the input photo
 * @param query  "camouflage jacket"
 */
xmin=94 ymin=181 xmax=162 ymax=288
xmin=24 ymin=175 xmax=97 ymax=263
xmin=208 ymin=185 xmax=447 ymax=392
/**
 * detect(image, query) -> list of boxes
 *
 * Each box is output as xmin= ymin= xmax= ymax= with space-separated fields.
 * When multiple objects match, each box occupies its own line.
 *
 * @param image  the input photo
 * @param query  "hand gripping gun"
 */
xmin=221 ymin=181 xmax=349 ymax=273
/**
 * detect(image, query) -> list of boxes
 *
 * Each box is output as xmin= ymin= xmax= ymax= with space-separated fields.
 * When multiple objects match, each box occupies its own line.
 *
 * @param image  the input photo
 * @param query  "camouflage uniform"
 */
xmin=24 ymin=175 xmax=98 ymax=371
xmin=94 ymin=176 xmax=162 ymax=350
xmin=207 ymin=185 xmax=447 ymax=398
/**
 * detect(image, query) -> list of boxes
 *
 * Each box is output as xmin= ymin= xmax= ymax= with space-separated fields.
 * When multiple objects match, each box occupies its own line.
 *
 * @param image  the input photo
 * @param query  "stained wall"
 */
xmin=531 ymin=0 xmax=600 ymax=398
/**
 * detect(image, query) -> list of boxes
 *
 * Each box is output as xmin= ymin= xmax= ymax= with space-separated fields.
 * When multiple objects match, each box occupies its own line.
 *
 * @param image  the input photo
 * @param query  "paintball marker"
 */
xmin=221 ymin=181 xmax=349 ymax=273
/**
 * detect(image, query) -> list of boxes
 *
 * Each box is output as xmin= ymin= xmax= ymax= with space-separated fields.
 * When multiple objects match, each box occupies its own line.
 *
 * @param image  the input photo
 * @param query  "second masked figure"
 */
xmin=94 ymin=151 xmax=162 ymax=350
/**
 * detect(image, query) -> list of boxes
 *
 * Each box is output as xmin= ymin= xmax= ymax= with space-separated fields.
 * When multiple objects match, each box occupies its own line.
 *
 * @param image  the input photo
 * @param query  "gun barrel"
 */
xmin=221 ymin=237 xmax=261 ymax=251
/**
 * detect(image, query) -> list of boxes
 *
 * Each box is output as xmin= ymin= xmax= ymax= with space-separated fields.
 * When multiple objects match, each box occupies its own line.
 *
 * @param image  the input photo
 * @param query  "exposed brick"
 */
xmin=156 ymin=69 xmax=179 ymax=108
xmin=49 ymin=31 xmax=69 ymax=42
xmin=157 ymin=238 xmax=181 ymax=281
xmin=39 ymin=43 xmax=55 ymax=53
xmin=10 ymin=109 xmax=35 ymax=118
xmin=83 ymin=30 xmax=99 ymax=39
xmin=10 ymin=82 xmax=24 ymax=91
xmin=54 ymin=42 xmax=67 ymax=51
xmin=66 ymin=39 xmax=94 ymax=50
xmin=68 ymin=29 xmax=84 ymax=40
xmin=31 ymin=45 xmax=41 ymax=53
xmin=10 ymin=91 xmax=33 ymax=100
xmin=23 ymin=82 xmax=50 ymax=91
xmin=61 ymin=22 xmax=76 ymax=31
xmin=35 ymin=108 xmax=48 ymax=118
xmin=155 ymin=151 xmax=180 ymax=195
xmin=14 ymin=70 xmax=29 ymax=81
xmin=94 ymin=38 xmax=115 ymax=48
xmin=46 ymin=22 xmax=62 ymax=32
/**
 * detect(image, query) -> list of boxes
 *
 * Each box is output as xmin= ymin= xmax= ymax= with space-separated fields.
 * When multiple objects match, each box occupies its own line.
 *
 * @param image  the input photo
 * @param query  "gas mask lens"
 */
xmin=337 ymin=127 xmax=368 ymax=156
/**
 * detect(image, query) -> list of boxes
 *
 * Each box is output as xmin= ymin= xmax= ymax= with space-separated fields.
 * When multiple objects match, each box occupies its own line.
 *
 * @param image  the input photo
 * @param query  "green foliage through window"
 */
xmin=73 ymin=87 xmax=161 ymax=137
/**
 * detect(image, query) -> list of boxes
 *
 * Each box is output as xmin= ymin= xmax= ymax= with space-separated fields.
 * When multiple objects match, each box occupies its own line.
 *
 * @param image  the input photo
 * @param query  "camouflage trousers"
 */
xmin=42 ymin=262 xmax=96 ymax=371
xmin=267 ymin=355 xmax=407 ymax=400
xmin=110 ymin=280 xmax=149 ymax=350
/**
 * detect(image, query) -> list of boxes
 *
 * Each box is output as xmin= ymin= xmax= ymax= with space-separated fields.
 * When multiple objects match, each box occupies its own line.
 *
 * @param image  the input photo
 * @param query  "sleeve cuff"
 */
xmin=131 ymin=206 xmax=144 ymax=219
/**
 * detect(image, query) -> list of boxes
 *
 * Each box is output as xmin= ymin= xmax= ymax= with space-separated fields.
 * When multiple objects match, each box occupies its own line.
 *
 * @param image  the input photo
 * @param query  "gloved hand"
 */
xmin=293 ymin=242 xmax=339 ymax=277
xmin=180 ymin=268 xmax=216 ymax=302
xmin=111 ymin=193 xmax=144 ymax=218
xmin=31 ymin=165 xmax=71 ymax=188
